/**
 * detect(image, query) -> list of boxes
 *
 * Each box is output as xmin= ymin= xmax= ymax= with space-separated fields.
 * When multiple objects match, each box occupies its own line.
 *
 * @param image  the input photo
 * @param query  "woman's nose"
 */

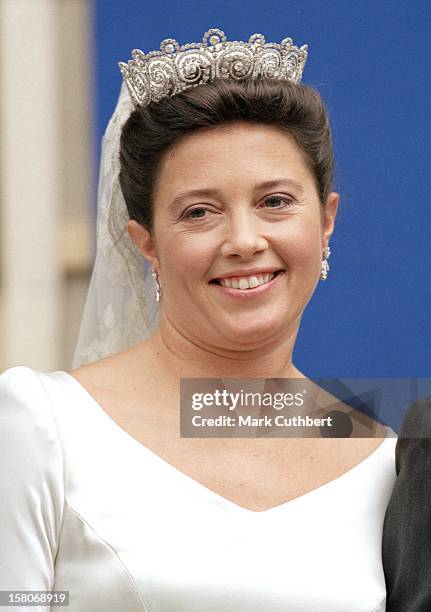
xmin=220 ymin=213 xmax=268 ymax=259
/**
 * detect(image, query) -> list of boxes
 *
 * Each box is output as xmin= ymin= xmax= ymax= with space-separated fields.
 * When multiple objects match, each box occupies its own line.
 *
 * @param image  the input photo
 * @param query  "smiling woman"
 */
xmin=0 ymin=28 xmax=397 ymax=612
xmin=127 ymin=120 xmax=337 ymax=349
xmin=122 ymin=78 xmax=338 ymax=354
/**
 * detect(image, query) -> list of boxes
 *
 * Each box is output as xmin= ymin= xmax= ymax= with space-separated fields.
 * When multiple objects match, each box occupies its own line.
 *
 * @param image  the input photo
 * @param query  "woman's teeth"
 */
xmin=218 ymin=272 xmax=276 ymax=289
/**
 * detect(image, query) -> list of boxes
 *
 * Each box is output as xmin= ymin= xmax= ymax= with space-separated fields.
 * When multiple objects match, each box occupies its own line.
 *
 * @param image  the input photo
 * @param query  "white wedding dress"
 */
xmin=0 ymin=366 xmax=397 ymax=612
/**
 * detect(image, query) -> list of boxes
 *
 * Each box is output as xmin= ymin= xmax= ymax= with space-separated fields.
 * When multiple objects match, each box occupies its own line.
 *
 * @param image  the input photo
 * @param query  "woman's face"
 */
xmin=128 ymin=121 xmax=338 ymax=349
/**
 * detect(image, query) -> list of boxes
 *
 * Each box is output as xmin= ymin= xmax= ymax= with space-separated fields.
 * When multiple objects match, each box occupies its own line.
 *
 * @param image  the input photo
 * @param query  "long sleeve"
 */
xmin=382 ymin=397 xmax=431 ymax=611
xmin=0 ymin=366 xmax=64 ymax=609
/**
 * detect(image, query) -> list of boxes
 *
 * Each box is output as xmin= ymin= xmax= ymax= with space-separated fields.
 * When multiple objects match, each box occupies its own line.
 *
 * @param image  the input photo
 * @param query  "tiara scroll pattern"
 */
xmin=118 ymin=28 xmax=308 ymax=107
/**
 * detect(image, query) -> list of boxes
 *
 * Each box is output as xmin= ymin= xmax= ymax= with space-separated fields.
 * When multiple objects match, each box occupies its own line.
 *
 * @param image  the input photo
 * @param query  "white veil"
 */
xmin=72 ymin=83 xmax=160 ymax=368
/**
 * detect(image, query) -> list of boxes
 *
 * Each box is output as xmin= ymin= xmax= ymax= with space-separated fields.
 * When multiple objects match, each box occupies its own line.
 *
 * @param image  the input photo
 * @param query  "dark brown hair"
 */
xmin=119 ymin=78 xmax=334 ymax=232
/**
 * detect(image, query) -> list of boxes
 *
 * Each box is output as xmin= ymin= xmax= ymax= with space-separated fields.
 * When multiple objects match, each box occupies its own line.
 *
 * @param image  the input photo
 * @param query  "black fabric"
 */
xmin=383 ymin=397 xmax=431 ymax=611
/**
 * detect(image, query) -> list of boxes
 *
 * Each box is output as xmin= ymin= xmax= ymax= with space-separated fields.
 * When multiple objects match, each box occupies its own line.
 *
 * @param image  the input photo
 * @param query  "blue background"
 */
xmin=93 ymin=0 xmax=431 ymax=379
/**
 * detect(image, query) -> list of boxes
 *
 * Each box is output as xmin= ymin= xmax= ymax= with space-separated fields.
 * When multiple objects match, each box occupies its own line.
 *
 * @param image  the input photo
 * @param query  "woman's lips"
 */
xmin=209 ymin=270 xmax=286 ymax=299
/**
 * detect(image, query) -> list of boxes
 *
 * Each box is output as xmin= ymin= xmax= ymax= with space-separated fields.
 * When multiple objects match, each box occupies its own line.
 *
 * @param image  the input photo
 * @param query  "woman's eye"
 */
xmin=182 ymin=196 xmax=294 ymax=220
xmin=261 ymin=196 xmax=294 ymax=209
xmin=183 ymin=207 xmax=210 ymax=220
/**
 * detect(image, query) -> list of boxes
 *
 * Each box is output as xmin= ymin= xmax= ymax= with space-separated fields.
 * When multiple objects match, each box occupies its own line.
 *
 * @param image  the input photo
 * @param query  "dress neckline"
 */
xmin=53 ymin=370 xmax=395 ymax=515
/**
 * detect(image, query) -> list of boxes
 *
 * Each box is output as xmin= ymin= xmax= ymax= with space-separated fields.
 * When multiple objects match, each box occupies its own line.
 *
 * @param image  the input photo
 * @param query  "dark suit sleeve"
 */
xmin=383 ymin=397 xmax=431 ymax=612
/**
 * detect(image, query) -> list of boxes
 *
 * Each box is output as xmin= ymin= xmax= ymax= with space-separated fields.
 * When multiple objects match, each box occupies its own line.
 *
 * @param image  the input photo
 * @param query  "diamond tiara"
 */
xmin=118 ymin=27 xmax=308 ymax=108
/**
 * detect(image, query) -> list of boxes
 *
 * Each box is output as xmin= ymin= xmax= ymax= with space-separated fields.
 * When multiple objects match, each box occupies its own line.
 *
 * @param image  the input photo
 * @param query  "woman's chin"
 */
xmin=215 ymin=317 xmax=285 ymax=346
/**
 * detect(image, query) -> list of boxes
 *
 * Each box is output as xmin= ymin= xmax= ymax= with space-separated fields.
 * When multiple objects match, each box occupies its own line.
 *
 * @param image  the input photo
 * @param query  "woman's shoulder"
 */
xmin=69 ymin=344 xmax=158 ymax=406
xmin=0 ymin=365 xmax=63 ymax=444
xmin=1 ymin=363 xmax=43 ymax=385
xmin=0 ymin=364 xmax=95 ymax=443
xmin=0 ymin=365 xmax=64 ymax=496
xmin=1 ymin=361 xmax=114 ymax=407
xmin=0 ymin=364 xmax=78 ymax=407
xmin=0 ymin=365 xmax=52 ymax=410
xmin=69 ymin=353 xmax=122 ymax=391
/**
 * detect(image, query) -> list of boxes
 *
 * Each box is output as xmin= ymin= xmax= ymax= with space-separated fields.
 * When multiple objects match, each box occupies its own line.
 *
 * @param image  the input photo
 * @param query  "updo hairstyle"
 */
xmin=119 ymin=78 xmax=334 ymax=233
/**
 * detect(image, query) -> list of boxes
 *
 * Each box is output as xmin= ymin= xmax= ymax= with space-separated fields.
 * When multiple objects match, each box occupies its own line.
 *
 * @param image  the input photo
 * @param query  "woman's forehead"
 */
xmin=156 ymin=123 xmax=313 ymax=195
xmin=165 ymin=121 xmax=299 ymax=158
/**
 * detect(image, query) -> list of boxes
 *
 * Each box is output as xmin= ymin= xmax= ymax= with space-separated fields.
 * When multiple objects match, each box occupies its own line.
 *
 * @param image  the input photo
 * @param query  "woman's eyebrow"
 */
xmin=254 ymin=179 xmax=305 ymax=193
xmin=168 ymin=178 xmax=305 ymax=211
xmin=168 ymin=188 xmax=220 ymax=211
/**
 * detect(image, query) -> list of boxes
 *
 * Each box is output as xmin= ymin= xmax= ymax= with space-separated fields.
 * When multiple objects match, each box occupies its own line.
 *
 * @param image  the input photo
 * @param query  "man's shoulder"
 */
xmin=398 ymin=397 xmax=431 ymax=439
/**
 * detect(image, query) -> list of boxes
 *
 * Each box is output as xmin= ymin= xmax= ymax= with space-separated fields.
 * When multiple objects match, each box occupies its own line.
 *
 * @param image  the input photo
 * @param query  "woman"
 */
xmin=0 ymin=29 xmax=396 ymax=611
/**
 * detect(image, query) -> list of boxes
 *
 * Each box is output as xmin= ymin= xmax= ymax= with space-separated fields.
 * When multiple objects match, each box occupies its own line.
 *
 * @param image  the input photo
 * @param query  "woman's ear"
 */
xmin=321 ymin=192 xmax=339 ymax=247
xmin=127 ymin=220 xmax=160 ymax=271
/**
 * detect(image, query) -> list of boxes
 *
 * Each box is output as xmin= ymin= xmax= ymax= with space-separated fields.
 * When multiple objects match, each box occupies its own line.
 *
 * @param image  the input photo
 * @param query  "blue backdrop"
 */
xmin=93 ymin=0 xmax=431 ymax=379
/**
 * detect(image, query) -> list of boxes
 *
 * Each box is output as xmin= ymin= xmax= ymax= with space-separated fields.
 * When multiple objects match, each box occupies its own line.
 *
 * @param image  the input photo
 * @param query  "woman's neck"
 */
xmin=144 ymin=317 xmax=306 ymax=380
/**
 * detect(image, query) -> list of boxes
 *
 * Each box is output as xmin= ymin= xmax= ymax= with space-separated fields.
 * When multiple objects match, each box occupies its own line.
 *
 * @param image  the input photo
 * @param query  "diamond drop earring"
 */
xmin=151 ymin=269 xmax=162 ymax=302
xmin=320 ymin=246 xmax=331 ymax=281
